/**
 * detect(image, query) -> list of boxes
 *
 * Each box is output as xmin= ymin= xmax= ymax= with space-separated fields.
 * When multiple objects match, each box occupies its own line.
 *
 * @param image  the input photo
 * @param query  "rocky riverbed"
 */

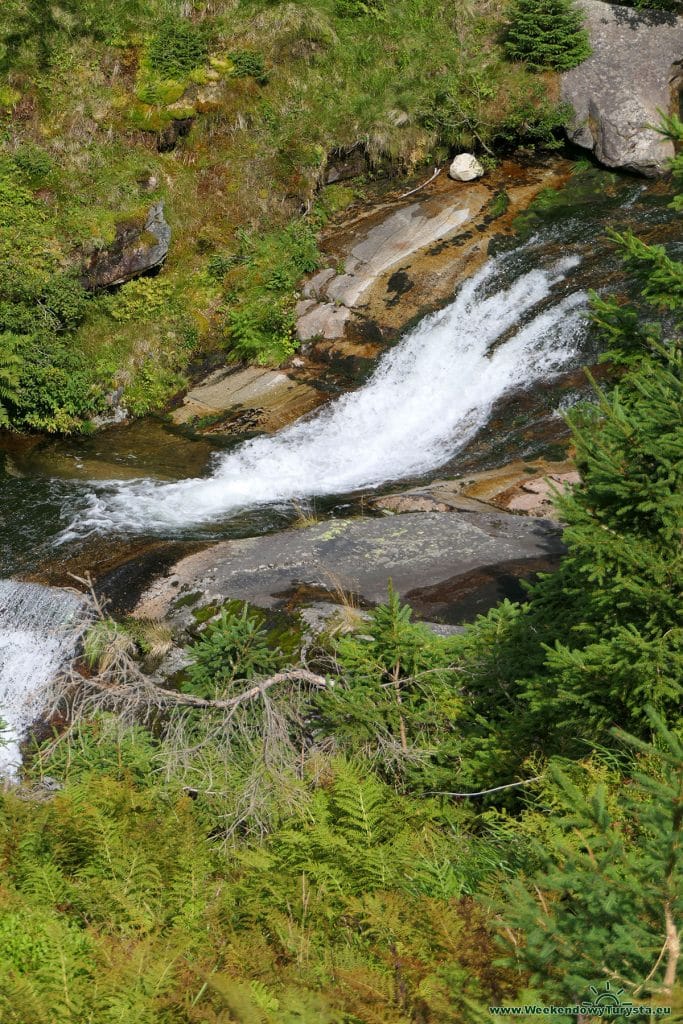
xmin=167 ymin=159 xmax=569 ymax=437
xmin=2 ymin=156 xmax=678 ymax=631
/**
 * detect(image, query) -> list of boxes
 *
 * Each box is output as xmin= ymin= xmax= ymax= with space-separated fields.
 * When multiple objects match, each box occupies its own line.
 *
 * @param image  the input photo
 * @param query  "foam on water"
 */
xmin=0 ymin=581 xmax=87 ymax=774
xmin=63 ymin=253 xmax=586 ymax=538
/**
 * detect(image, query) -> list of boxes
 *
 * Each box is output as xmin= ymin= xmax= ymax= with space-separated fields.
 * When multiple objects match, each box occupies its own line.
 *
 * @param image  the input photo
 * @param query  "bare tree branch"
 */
xmin=79 ymin=669 xmax=330 ymax=712
xmin=425 ymin=777 xmax=542 ymax=798
xmin=398 ymin=167 xmax=441 ymax=198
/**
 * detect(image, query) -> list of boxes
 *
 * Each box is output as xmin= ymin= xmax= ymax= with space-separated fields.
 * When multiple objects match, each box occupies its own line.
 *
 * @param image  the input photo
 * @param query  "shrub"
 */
xmin=40 ymin=275 xmax=89 ymax=331
xmin=229 ymin=49 xmax=268 ymax=84
xmin=103 ymin=276 xmax=173 ymax=323
xmin=493 ymin=90 xmax=572 ymax=151
xmin=184 ymin=604 xmax=280 ymax=697
xmin=0 ymin=331 xmax=21 ymax=426
xmin=221 ymin=220 xmax=320 ymax=363
xmin=13 ymin=339 xmax=105 ymax=433
xmin=505 ymin=0 xmax=592 ymax=71
xmin=123 ymin=359 xmax=185 ymax=417
xmin=13 ymin=144 xmax=53 ymax=184
xmin=147 ymin=18 xmax=209 ymax=80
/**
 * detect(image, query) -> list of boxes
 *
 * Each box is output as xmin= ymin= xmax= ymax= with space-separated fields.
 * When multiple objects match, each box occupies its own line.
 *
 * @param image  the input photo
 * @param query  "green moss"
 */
xmin=135 ymin=77 xmax=187 ymax=106
xmin=173 ymin=590 xmax=203 ymax=609
xmin=168 ymin=104 xmax=196 ymax=120
xmin=127 ymin=102 xmax=173 ymax=133
xmin=488 ymin=189 xmax=510 ymax=218
xmin=191 ymin=602 xmax=220 ymax=624
xmin=319 ymin=183 xmax=358 ymax=216
xmin=209 ymin=56 xmax=234 ymax=76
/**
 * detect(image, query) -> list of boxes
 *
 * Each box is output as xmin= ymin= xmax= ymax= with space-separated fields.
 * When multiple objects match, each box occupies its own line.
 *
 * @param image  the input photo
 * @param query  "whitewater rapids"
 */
xmin=0 ymin=581 xmax=88 ymax=775
xmin=62 ymin=253 xmax=586 ymax=538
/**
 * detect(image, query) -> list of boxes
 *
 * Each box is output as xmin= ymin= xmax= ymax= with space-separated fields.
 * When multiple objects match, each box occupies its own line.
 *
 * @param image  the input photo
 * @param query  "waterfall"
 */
xmin=0 ymin=581 xmax=88 ymax=774
xmin=62 ymin=251 xmax=587 ymax=538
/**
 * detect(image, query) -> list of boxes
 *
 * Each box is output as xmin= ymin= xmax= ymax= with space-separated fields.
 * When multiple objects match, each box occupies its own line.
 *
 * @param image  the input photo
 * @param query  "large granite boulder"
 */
xmin=81 ymin=202 xmax=171 ymax=290
xmin=561 ymin=0 xmax=683 ymax=176
xmin=133 ymin=510 xmax=566 ymax=626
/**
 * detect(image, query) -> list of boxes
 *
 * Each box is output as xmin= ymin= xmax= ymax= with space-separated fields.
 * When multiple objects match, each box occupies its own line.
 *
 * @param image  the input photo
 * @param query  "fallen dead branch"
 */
xmin=398 ymin=167 xmax=441 ymax=199
xmin=79 ymin=668 xmax=331 ymax=712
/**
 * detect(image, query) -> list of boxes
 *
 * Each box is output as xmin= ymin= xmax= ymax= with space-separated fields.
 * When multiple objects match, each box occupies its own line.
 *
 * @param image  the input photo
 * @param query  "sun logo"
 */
xmin=588 ymin=982 xmax=631 ymax=1007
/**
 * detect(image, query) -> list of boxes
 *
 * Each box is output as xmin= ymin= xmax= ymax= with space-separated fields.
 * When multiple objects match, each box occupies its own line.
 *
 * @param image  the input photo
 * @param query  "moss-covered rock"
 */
xmin=81 ymin=202 xmax=171 ymax=290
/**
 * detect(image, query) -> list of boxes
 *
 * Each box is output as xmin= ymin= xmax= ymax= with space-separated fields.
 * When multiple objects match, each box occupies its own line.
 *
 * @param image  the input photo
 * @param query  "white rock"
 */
xmin=448 ymin=153 xmax=484 ymax=181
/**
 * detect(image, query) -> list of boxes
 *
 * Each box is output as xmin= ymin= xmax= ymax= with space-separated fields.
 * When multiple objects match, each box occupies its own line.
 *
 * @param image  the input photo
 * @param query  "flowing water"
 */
xmin=0 ymin=164 xmax=678 ymax=764
xmin=0 ymin=581 xmax=88 ymax=773
xmin=1 ymin=167 xmax=677 ymax=570
xmin=60 ymin=254 xmax=587 ymax=538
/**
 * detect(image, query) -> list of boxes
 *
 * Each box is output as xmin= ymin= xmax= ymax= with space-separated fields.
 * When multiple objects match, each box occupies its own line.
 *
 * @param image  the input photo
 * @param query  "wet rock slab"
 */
xmin=170 ymin=365 xmax=325 ymax=432
xmin=133 ymin=510 xmax=565 ymax=624
xmin=296 ymin=195 xmax=480 ymax=340
xmin=296 ymin=161 xmax=569 ymax=347
xmin=370 ymin=460 xmax=580 ymax=519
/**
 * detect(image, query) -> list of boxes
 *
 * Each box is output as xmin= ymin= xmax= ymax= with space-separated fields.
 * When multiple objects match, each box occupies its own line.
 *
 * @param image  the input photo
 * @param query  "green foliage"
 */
xmin=448 ymin=142 xmax=683 ymax=786
xmin=0 ymin=0 xmax=163 ymax=70
xmin=229 ymin=49 xmax=268 ymax=84
xmin=0 ymin=332 xmax=21 ymax=426
xmin=499 ymin=712 xmax=683 ymax=1000
xmin=184 ymin=604 xmax=281 ymax=697
xmin=221 ymin=220 xmax=321 ymax=362
xmin=335 ymin=0 xmax=385 ymax=17
xmin=102 ymin=276 xmax=173 ymax=323
xmin=505 ymin=0 xmax=592 ymax=70
xmin=0 ymin=160 xmax=105 ymax=430
xmin=318 ymin=585 xmax=463 ymax=789
xmin=492 ymin=91 xmax=571 ymax=151
xmin=619 ymin=0 xmax=681 ymax=10
xmin=609 ymin=228 xmax=683 ymax=311
xmin=421 ymin=71 xmax=569 ymax=154
xmin=0 ymin=0 xmax=585 ymax=423
xmin=13 ymin=144 xmax=53 ymax=185
xmin=13 ymin=338 xmax=105 ymax=433
xmin=147 ymin=17 xmax=210 ymax=81
xmin=3 ymin=723 xmax=513 ymax=1022
xmin=123 ymin=358 xmax=186 ymax=417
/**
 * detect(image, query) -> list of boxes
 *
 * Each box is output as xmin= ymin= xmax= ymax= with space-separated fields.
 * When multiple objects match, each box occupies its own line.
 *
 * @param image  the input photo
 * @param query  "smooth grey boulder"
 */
xmin=81 ymin=202 xmax=171 ymax=290
xmin=134 ymin=511 xmax=566 ymax=625
xmin=561 ymin=0 xmax=683 ymax=176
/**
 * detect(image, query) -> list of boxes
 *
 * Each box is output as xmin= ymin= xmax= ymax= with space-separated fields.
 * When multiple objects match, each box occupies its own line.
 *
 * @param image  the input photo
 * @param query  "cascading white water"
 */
xmin=0 ymin=581 xmax=88 ymax=774
xmin=63 ymin=253 xmax=587 ymax=538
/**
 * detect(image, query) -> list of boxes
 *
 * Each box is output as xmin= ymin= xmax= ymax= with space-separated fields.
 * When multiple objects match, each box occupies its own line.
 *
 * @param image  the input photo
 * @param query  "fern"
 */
xmin=0 ymin=330 xmax=22 ymax=425
xmin=329 ymin=760 xmax=387 ymax=846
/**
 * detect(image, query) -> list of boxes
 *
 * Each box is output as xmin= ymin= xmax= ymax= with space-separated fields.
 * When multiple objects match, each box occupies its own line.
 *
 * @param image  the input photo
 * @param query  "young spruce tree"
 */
xmin=499 ymin=711 xmax=683 ymax=1001
xmin=505 ymin=0 xmax=592 ymax=71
